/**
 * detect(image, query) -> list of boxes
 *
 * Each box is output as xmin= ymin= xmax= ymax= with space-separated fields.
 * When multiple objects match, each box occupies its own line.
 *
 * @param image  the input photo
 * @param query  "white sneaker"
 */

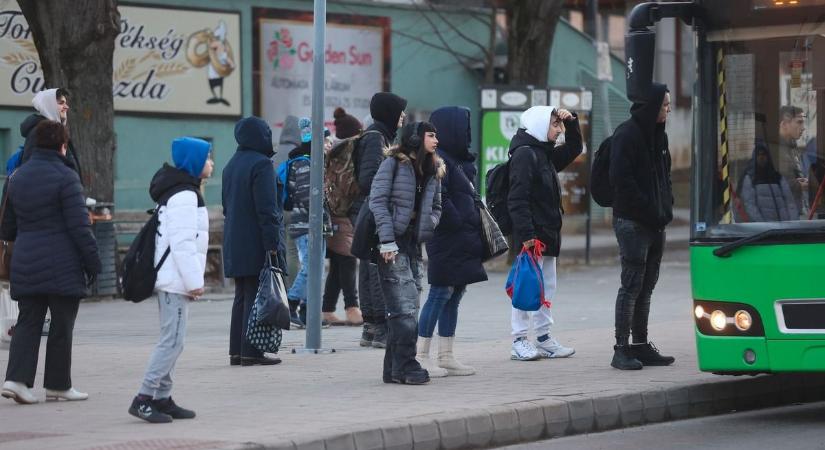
xmin=45 ymin=387 xmax=88 ymax=401
xmin=2 ymin=381 xmax=39 ymax=404
xmin=511 ymin=338 xmax=540 ymax=361
xmin=535 ymin=337 xmax=575 ymax=358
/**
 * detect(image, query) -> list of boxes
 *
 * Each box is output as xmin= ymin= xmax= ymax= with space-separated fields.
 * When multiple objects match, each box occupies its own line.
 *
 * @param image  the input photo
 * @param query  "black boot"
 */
xmin=611 ymin=345 xmax=643 ymax=370
xmin=153 ymin=397 xmax=196 ymax=419
xmin=383 ymin=343 xmax=396 ymax=383
xmin=630 ymin=342 xmax=675 ymax=366
xmin=372 ymin=322 xmax=388 ymax=349
xmin=289 ymin=300 xmax=304 ymax=329
xmin=360 ymin=323 xmax=375 ymax=347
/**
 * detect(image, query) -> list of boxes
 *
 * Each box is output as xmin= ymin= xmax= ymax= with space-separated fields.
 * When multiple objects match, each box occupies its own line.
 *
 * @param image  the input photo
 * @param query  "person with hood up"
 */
xmin=507 ymin=106 xmax=581 ymax=362
xmin=276 ymin=115 xmax=304 ymax=327
xmin=323 ymin=107 xmax=363 ymax=326
xmin=128 ymin=137 xmax=213 ymax=424
xmin=416 ymin=106 xmax=486 ymax=377
xmin=370 ymin=121 xmax=445 ymax=385
xmin=282 ymin=117 xmax=331 ymax=328
xmin=1 ymin=121 xmax=100 ymax=405
xmin=608 ymin=83 xmax=675 ymax=370
xmin=352 ymin=92 xmax=408 ymax=349
xmin=16 ymin=88 xmax=82 ymax=182
xmin=223 ymin=116 xmax=284 ymax=367
xmin=739 ymin=141 xmax=798 ymax=222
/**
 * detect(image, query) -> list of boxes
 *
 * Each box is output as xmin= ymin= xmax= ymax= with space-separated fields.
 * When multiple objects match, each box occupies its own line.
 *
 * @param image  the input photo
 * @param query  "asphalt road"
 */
xmin=500 ymin=401 xmax=825 ymax=450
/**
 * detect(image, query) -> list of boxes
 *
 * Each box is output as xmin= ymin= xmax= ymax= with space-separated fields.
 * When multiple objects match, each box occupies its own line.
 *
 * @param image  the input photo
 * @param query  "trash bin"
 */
xmin=90 ymin=202 xmax=117 ymax=297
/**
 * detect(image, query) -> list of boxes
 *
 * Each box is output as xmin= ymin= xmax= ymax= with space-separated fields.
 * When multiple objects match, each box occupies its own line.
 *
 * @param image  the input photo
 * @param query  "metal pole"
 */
xmin=305 ymin=0 xmax=327 ymax=350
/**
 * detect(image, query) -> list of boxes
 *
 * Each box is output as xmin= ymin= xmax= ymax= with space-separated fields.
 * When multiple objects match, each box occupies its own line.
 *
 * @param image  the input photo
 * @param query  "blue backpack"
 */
xmin=276 ymin=156 xmax=310 ymax=211
xmin=5 ymin=145 xmax=23 ymax=176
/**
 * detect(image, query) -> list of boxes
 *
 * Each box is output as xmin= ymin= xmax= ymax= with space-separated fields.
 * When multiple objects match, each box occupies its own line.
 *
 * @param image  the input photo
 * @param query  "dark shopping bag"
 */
xmin=351 ymin=202 xmax=378 ymax=260
xmin=505 ymin=241 xmax=551 ymax=311
xmin=480 ymin=207 xmax=509 ymax=262
xmin=254 ymin=254 xmax=291 ymax=330
xmin=246 ymin=301 xmax=283 ymax=354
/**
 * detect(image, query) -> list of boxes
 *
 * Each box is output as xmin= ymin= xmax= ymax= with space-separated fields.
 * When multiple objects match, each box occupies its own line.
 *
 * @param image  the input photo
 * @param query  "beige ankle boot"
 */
xmin=438 ymin=336 xmax=475 ymax=376
xmin=416 ymin=337 xmax=447 ymax=377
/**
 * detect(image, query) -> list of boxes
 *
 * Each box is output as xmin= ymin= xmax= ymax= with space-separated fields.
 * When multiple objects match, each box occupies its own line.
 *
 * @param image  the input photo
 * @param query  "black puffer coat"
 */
xmin=1 ymin=148 xmax=100 ymax=299
xmin=19 ymin=114 xmax=83 ymax=183
xmin=426 ymin=106 xmax=487 ymax=287
xmin=350 ymin=121 xmax=396 ymax=219
xmin=507 ymin=117 xmax=583 ymax=257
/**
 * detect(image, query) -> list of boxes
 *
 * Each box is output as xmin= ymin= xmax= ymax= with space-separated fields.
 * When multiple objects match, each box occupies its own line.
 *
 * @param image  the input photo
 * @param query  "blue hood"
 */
xmin=171 ymin=137 xmax=211 ymax=178
xmin=235 ymin=116 xmax=274 ymax=157
xmin=429 ymin=106 xmax=472 ymax=161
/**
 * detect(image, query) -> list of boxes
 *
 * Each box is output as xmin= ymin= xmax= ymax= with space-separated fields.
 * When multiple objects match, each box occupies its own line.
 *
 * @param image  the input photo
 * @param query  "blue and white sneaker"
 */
xmin=535 ymin=337 xmax=575 ymax=358
xmin=511 ymin=338 xmax=540 ymax=361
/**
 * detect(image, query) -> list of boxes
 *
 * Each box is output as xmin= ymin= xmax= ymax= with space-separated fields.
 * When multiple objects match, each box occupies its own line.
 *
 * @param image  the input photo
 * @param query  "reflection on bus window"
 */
xmin=776 ymin=106 xmax=808 ymax=218
xmin=736 ymin=140 xmax=798 ymax=222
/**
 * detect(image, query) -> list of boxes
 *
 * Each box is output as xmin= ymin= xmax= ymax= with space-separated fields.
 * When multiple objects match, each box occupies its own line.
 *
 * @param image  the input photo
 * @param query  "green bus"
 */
xmin=626 ymin=0 xmax=825 ymax=373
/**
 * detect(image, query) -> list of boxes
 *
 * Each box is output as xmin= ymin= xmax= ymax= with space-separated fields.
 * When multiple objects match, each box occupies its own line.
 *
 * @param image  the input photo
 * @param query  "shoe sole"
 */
xmin=128 ymin=407 xmax=173 ymax=424
xmin=539 ymin=349 xmax=576 ymax=359
xmin=611 ymin=363 xmax=643 ymax=370
xmin=45 ymin=395 xmax=87 ymax=401
xmin=639 ymin=360 xmax=675 ymax=366
xmin=372 ymin=342 xmax=387 ymax=349
xmin=359 ymin=340 xmax=373 ymax=347
xmin=391 ymin=377 xmax=430 ymax=385
xmin=510 ymin=354 xmax=541 ymax=361
xmin=2 ymin=389 xmax=37 ymax=405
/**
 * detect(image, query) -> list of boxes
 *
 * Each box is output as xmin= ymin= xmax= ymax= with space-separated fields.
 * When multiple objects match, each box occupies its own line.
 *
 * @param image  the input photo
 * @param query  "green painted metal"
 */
xmin=691 ymin=244 xmax=825 ymax=372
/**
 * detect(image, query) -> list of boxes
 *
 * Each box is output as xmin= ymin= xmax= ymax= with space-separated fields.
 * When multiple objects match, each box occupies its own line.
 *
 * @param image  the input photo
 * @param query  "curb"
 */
xmin=237 ymin=373 xmax=825 ymax=450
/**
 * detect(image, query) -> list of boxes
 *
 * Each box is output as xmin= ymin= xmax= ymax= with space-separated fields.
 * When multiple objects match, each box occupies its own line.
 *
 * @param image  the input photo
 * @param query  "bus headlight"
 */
xmin=694 ymin=305 xmax=705 ymax=320
xmin=734 ymin=310 xmax=752 ymax=331
xmin=710 ymin=310 xmax=728 ymax=331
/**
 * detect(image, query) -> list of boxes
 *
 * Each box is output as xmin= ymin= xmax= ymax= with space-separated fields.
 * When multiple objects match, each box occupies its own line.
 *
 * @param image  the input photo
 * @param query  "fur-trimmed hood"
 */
xmin=383 ymin=144 xmax=447 ymax=180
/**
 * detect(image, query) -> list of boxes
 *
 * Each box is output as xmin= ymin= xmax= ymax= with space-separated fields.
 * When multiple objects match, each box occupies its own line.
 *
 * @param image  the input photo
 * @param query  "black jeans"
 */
xmin=613 ymin=217 xmax=665 ymax=346
xmin=357 ymin=257 xmax=386 ymax=324
xmin=323 ymin=251 xmax=358 ymax=312
xmin=378 ymin=252 xmax=423 ymax=379
xmin=229 ymin=276 xmax=262 ymax=358
xmin=5 ymin=295 xmax=80 ymax=390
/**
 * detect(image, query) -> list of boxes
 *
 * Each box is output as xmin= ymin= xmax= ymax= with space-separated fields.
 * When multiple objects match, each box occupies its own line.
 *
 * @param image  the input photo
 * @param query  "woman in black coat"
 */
xmin=418 ymin=107 xmax=487 ymax=378
xmin=1 ymin=121 xmax=100 ymax=405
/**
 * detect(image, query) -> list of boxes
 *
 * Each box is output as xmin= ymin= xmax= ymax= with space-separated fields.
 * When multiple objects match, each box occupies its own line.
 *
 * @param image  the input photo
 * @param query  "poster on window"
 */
xmin=0 ymin=2 xmax=241 ymax=115
xmin=254 ymin=8 xmax=390 ymax=146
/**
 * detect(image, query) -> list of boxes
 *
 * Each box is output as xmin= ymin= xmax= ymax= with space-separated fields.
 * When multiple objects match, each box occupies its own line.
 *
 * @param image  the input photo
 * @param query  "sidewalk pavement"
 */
xmin=2 ymin=251 xmax=824 ymax=450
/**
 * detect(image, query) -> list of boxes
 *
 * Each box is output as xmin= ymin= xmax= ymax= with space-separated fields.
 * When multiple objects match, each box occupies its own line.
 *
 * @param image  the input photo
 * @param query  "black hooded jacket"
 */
xmin=149 ymin=163 xmax=204 ymax=207
xmin=350 ymin=120 xmax=396 ymax=218
xmin=19 ymin=114 xmax=83 ymax=185
xmin=609 ymin=83 xmax=673 ymax=230
xmin=507 ymin=115 xmax=583 ymax=257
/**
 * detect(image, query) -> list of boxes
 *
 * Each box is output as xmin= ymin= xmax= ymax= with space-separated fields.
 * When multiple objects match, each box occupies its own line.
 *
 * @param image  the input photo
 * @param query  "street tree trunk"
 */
xmin=504 ymin=0 xmax=564 ymax=86
xmin=17 ymin=0 xmax=120 ymax=202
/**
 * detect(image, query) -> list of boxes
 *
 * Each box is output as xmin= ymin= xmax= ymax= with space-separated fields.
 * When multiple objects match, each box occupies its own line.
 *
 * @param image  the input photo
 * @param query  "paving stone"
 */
xmin=666 ymin=386 xmax=691 ymax=420
xmin=539 ymin=400 xmax=571 ymax=438
xmin=489 ymin=406 xmax=520 ymax=446
xmin=642 ymin=389 xmax=668 ymax=423
xmin=464 ymin=411 xmax=494 ymax=448
xmin=293 ymin=439 xmax=326 ymax=450
xmin=516 ymin=403 xmax=546 ymax=441
xmin=253 ymin=441 xmax=295 ymax=450
xmin=567 ymin=397 xmax=595 ymax=434
xmin=381 ymin=422 xmax=413 ymax=450
xmin=435 ymin=416 xmax=467 ymax=449
xmin=352 ymin=429 xmax=383 ymax=450
xmin=324 ymin=433 xmax=356 ymax=450
xmin=617 ymin=393 xmax=644 ymax=427
xmin=593 ymin=396 xmax=621 ymax=431
xmin=688 ymin=384 xmax=715 ymax=417
xmin=409 ymin=419 xmax=440 ymax=450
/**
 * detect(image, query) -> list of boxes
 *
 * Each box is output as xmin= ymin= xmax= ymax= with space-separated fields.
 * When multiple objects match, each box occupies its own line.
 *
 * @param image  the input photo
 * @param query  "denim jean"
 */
xmin=287 ymin=234 xmax=325 ymax=304
xmin=418 ymin=285 xmax=465 ymax=338
xmin=139 ymin=292 xmax=188 ymax=399
xmin=378 ymin=252 xmax=423 ymax=378
xmin=613 ymin=217 xmax=665 ymax=345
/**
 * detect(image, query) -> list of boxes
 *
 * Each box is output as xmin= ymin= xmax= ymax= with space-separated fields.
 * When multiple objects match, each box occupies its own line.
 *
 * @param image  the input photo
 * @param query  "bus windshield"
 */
xmin=698 ymin=19 xmax=825 ymax=238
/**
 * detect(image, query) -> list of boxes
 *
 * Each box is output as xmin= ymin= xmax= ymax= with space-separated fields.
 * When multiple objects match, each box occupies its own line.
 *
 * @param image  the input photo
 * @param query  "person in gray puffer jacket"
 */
xmin=369 ymin=121 xmax=445 ymax=385
xmin=739 ymin=141 xmax=799 ymax=222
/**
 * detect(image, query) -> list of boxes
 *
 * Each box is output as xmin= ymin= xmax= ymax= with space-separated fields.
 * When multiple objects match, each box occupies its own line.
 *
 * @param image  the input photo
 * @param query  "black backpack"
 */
xmin=120 ymin=186 xmax=200 ymax=302
xmin=590 ymin=136 xmax=613 ymax=207
xmin=485 ymin=161 xmax=513 ymax=236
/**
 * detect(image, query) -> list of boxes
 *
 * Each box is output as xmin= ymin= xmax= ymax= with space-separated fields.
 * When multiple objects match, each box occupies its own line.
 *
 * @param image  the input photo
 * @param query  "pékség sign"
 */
xmin=0 ymin=3 xmax=241 ymax=116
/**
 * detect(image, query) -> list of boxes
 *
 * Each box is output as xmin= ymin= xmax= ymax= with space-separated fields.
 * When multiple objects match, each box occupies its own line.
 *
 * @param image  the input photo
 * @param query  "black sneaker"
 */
xmin=392 ymin=368 xmax=430 ymax=385
xmin=372 ymin=323 xmax=387 ymax=349
xmin=360 ymin=324 xmax=375 ymax=347
xmin=610 ymin=345 xmax=643 ymax=370
xmin=153 ymin=397 xmax=196 ymax=419
xmin=129 ymin=396 xmax=173 ymax=423
xmin=630 ymin=342 xmax=675 ymax=366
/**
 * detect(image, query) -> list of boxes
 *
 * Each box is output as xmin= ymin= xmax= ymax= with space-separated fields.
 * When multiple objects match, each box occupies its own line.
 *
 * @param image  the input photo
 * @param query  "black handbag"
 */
xmin=480 ymin=206 xmax=509 ymax=262
xmin=350 ymin=201 xmax=378 ymax=260
xmin=253 ymin=254 xmax=291 ymax=330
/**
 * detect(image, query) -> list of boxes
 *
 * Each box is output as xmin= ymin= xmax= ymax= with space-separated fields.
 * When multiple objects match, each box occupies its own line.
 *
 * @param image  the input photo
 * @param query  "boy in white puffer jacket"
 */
xmin=129 ymin=137 xmax=213 ymax=424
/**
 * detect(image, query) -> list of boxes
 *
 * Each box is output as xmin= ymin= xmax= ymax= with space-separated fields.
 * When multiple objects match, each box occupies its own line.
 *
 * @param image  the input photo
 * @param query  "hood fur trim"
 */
xmin=385 ymin=145 xmax=446 ymax=179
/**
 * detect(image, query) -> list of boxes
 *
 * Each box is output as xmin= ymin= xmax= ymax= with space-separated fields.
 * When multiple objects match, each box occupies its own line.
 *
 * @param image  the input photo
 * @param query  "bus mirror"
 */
xmin=625 ymin=29 xmax=656 ymax=103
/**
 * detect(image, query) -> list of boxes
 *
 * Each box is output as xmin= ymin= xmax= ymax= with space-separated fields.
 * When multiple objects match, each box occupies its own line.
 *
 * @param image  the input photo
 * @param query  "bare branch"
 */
xmin=423 ymin=1 xmax=493 ymax=60
xmin=392 ymin=28 xmax=483 ymax=78
xmin=411 ymin=2 xmax=487 ymax=77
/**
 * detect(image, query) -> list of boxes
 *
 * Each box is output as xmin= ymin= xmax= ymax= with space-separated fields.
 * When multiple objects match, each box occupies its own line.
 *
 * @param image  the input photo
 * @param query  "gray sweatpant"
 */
xmin=139 ymin=291 xmax=189 ymax=399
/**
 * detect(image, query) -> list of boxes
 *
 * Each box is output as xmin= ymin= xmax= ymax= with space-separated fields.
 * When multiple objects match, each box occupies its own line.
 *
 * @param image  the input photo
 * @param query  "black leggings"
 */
xmin=323 ymin=251 xmax=358 ymax=312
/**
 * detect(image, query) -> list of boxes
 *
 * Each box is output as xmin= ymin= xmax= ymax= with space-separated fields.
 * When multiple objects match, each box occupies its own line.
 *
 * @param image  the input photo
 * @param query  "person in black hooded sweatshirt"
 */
xmin=608 ymin=83 xmax=675 ymax=370
xmin=350 ymin=92 xmax=407 ymax=350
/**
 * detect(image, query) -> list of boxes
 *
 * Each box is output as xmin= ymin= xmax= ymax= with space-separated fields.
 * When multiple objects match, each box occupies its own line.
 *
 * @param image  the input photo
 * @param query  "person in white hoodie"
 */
xmin=506 ymin=105 xmax=582 ymax=361
xmin=16 ymin=88 xmax=82 ymax=181
xmin=128 ymin=137 xmax=213 ymax=424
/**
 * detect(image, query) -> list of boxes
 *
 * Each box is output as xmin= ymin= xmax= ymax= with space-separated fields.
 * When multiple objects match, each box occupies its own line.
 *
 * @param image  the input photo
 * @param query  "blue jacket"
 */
xmin=1 ymin=149 xmax=100 ymax=299
xmin=222 ymin=117 xmax=285 ymax=277
xmin=426 ymin=106 xmax=487 ymax=287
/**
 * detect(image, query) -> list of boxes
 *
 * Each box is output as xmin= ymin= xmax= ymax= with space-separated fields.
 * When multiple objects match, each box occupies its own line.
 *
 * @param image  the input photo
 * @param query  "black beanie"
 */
xmin=333 ymin=107 xmax=362 ymax=139
xmin=369 ymin=92 xmax=408 ymax=130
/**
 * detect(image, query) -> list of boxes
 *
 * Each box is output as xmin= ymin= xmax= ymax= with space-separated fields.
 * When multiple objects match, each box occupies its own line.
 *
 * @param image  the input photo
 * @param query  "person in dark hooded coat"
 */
xmin=351 ymin=92 xmax=407 ymax=350
xmin=608 ymin=83 xmax=675 ymax=370
xmin=416 ymin=106 xmax=486 ymax=378
xmin=739 ymin=141 xmax=798 ymax=222
xmin=222 ymin=116 xmax=284 ymax=367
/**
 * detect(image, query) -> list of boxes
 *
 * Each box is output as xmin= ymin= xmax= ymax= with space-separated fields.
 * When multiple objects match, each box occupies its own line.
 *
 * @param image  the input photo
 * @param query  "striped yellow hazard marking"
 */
xmin=718 ymin=48 xmax=732 ymax=224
